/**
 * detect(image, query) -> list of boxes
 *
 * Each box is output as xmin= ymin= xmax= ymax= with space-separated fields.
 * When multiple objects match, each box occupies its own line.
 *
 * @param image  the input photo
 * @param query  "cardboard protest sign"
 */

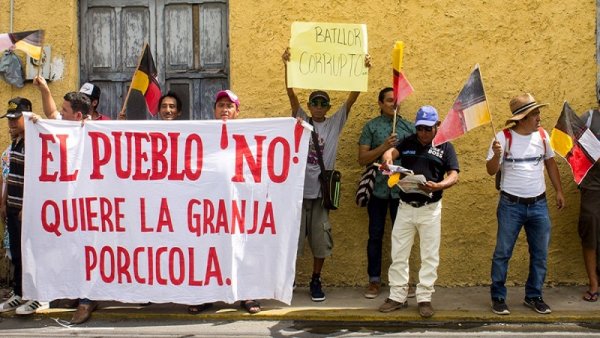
xmin=287 ymin=21 xmax=368 ymax=92
xmin=22 ymin=116 xmax=310 ymax=305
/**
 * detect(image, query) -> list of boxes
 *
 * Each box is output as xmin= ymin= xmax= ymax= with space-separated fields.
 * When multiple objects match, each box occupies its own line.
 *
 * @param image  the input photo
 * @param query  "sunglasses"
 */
xmin=416 ymin=125 xmax=434 ymax=132
xmin=309 ymin=100 xmax=330 ymax=108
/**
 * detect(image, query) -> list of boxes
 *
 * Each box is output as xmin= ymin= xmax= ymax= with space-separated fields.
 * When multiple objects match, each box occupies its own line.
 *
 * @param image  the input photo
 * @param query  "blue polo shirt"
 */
xmin=396 ymin=134 xmax=460 ymax=204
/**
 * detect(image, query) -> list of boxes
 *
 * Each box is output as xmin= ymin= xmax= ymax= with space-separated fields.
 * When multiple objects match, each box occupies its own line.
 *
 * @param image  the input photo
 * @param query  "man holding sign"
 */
xmin=282 ymin=47 xmax=370 ymax=301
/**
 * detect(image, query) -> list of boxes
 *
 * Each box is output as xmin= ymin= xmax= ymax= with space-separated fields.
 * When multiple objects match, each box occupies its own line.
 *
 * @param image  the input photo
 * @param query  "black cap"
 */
xmin=79 ymin=82 xmax=101 ymax=100
xmin=309 ymin=90 xmax=330 ymax=102
xmin=2 ymin=97 xmax=32 ymax=119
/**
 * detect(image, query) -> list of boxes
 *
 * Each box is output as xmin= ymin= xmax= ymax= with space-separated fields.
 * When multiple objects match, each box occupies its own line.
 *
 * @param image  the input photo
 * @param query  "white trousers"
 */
xmin=388 ymin=200 xmax=442 ymax=303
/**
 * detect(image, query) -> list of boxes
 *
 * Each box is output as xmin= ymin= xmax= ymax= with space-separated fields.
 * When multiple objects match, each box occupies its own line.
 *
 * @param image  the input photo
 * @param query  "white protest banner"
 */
xmin=22 ymin=116 xmax=310 ymax=305
xmin=287 ymin=21 xmax=368 ymax=92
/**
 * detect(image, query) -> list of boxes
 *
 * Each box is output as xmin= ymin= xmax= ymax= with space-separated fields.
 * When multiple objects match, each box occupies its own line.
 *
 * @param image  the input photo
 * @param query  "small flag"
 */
xmin=433 ymin=64 xmax=491 ymax=146
xmin=393 ymin=71 xmax=414 ymax=105
xmin=0 ymin=30 xmax=44 ymax=60
xmin=550 ymin=102 xmax=600 ymax=184
xmin=392 ymin=41 xmax=414 ymax=105
xmin=130 ymin=44 xmax=161 ymax=116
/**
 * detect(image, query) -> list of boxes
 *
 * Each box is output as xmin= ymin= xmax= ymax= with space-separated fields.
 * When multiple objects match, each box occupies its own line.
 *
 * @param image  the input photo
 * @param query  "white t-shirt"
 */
xmin=486 ymin=128 xmax=554 ymax=197
xmin=296 ymin=104 xmax=348 ymax=199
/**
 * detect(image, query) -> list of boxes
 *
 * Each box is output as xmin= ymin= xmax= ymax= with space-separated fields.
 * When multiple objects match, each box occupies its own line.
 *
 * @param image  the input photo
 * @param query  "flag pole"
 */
xmin=118 ymin=42 xmax=148 ymax=119
xmin=392 ymin=41 xmax=404 ymax=136
xmin=36 ymin=30 xmax=45 ymax=78
xmin=392 ymin=105 xmax=398 ymax=135
xmin=478 ymin=64 xmax=498 ymax=140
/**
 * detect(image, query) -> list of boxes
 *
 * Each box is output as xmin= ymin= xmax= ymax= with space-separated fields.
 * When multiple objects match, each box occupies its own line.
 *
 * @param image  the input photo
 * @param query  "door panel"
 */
xmin=80 ymin=0 xmax=229 ymax=120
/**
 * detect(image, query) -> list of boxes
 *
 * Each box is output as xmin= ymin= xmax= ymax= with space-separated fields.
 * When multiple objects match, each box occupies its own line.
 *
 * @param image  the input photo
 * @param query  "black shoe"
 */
xmin=523 ymin=296 xmax=551 ymax=314
xmin=309 ymin=277 xmax=326 ymax=302
xmin=491 ymin=297 xmax=510 ymax=315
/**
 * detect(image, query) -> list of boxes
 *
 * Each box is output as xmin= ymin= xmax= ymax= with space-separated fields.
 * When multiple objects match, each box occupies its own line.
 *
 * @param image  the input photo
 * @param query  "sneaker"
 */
xmin=0 ymin=294 xmax=24 ymax=312
xmin=523 ymin=296 xmax=551 ymax=314
xmin=309 ymin=277 xmax=326 ymax=302
xmin=491 ymin=297 xmax=510 ymax=315
xmin=378 ymin=298 xmax=408 ymax=312
xmin=15 ymin=300 xmax=50 ymax=315
xmin=364 ymin=281 xmax=381 ymax=299
xmin=418 ymin=301 xmax=434 ymax=318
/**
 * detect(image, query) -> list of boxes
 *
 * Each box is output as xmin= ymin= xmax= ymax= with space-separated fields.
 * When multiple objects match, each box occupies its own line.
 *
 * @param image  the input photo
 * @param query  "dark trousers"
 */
xmin=367 ymin=196 xmax=399 ymax=280
xmin=7 ymin=208 xmax=22 ymax=297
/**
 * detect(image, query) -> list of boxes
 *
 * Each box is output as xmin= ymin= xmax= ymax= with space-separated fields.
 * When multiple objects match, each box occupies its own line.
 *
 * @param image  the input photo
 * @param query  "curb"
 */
xmin=16 ymin=307 xmax=600 ymax=324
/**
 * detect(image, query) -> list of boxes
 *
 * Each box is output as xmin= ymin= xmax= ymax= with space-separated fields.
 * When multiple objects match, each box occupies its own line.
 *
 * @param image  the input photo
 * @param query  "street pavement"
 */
xmin=3 ymin=285 xmax=598 ymax=324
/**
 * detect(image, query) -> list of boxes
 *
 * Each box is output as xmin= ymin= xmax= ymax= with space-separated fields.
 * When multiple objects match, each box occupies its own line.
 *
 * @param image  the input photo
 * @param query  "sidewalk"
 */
xmin=17 ymin=285 xmax=600 ymax=323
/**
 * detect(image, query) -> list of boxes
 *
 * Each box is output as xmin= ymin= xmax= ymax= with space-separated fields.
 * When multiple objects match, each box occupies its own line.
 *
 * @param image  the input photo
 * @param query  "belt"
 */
xmin=501 ymin=191 xmax=546 ymax=205
xmin=401 ymin=198 xmax=439 ymax=208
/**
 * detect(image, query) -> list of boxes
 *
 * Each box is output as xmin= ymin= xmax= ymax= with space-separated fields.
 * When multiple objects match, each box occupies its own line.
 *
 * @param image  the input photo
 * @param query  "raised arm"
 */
xmin=33 ymin=75 xmax=60 ymax=119
xmin=282 ymin=47 xmax=300 ymax=117
xmin=345 ymin=54 xmax=372 ymax=115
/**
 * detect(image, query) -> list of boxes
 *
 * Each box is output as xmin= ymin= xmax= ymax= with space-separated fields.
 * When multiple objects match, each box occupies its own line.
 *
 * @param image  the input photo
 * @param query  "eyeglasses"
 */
xmin=416 ymin=125 xmax=434 ymax=132
xmin=309 ymin=100 xmax=330 ymax=108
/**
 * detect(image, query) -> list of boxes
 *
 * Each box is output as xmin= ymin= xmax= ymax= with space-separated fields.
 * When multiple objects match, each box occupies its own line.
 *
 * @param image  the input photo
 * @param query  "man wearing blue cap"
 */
xmin=378 ymin=106 xmax=459 ymax=318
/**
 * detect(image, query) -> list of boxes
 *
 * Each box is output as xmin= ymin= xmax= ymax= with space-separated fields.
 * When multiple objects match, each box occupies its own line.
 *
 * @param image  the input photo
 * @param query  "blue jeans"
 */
xmin=367 ymin=196 xmax=399 ymax=281
xmin=490 ymin=193 xmax=551 ymax=299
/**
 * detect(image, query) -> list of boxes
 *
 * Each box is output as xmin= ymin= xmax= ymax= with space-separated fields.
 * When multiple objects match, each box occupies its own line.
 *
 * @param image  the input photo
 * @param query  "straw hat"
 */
xmin=505 ymin=93 xmax=548 ymax=125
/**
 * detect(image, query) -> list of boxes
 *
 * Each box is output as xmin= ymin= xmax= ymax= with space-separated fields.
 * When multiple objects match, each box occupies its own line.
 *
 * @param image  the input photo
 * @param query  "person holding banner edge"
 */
xmin=0 ymin=97 xmax=51 ymax=315
xmin=31 ymin=82 xmax=99 ymax=324
xmin=282 ymin=47 xmax=371 ymax=301
xmin=357 ymin=87 xmax=415 ymax=299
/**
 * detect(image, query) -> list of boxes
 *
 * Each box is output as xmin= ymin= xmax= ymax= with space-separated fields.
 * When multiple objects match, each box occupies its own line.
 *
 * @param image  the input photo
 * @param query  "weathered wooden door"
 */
xmin=80 ymin=0 xmax=229 ymax=120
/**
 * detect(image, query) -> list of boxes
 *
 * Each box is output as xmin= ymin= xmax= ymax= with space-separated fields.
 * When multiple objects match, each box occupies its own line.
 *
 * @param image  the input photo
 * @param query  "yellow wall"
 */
xmin=0 ymin=0 xmax=80 ymax=147
xmin=230 ymin=0 xmax=597 ymax=286
xmin=0 ymin=1 xmax=596 ymax=287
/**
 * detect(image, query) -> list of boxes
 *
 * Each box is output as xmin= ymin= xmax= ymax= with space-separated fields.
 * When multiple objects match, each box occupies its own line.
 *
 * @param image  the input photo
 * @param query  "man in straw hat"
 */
xmin=486 ymin=93 xmax=565 ymax=315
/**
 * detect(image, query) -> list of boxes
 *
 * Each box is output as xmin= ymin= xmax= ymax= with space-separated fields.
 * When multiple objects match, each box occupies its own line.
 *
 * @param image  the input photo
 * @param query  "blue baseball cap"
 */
xmin=415 ymin=105 xmax=439 ymax=126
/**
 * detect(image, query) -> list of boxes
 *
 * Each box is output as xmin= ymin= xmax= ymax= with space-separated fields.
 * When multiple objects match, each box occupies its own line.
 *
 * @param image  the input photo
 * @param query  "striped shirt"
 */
xmin=6 ymin=137 xmax=24 ymax=210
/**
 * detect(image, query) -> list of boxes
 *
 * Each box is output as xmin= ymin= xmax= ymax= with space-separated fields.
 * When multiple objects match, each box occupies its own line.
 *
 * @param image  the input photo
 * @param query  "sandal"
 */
xmin=583 ymin=291 xmax=599 ymax=302
xmin=187 ymin=303 xmax=212 ymax=314
xmin=240 ymin=300 xmax=261 ymax=314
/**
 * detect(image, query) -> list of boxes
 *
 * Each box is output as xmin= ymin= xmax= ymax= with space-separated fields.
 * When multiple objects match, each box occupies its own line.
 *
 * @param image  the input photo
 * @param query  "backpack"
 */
xmin=495 ymin=127 xmax=547 ymax=190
